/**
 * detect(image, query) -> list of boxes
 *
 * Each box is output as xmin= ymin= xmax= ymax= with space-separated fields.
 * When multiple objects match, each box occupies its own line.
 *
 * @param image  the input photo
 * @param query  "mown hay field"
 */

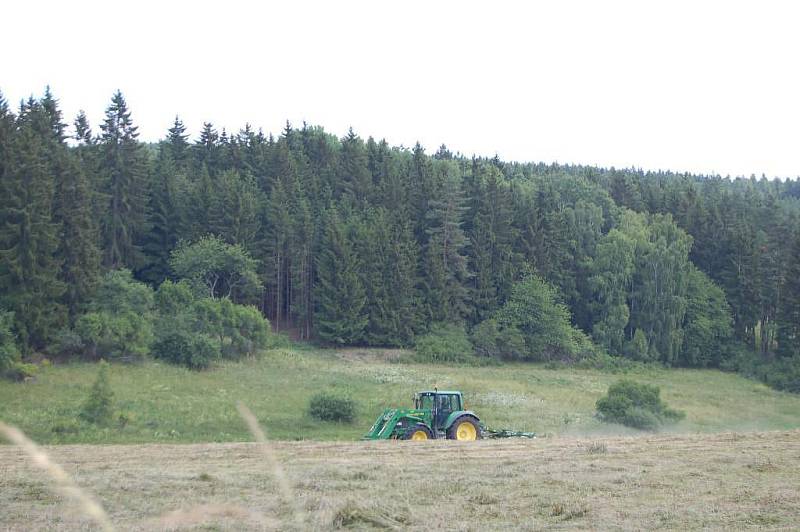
xmin=1 ymin=430 xmax=799 ymax=530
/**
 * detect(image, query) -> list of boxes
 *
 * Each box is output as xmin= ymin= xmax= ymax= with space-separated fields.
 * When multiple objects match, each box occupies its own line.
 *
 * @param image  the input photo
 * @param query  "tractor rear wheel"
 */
xmin=402 ymin=423 xmax=433 ymax=441
xmin=447 ymin=416 xmax=480 ymax=441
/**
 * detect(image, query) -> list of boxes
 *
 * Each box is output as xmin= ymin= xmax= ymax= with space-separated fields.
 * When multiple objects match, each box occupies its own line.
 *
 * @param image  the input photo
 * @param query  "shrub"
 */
xmin=0 ymin=310 xmax=21 ymax=375
xmin=758 ymin=356 xmax=800 ymax=394
xmin=79 ymin=361 xmax=114 ymax=425
xmin=471 ymin=319 xmax=526 ymax=359
xmin=219 ymin=300 xmax=271 ymax=359
xmin=182 ymin=297 xmax=272 ymax=360
xmin=474 ymin=275 xmax=584 ymax=362
xmin=0 ymin=310 xmax=38 ymax=381
xmin=596 ymin=380 xmax=684 ymax=430
xmin=151 ymin=331 xmax=217 ymax=370
xmin=414 ymin=323 xmax=474 ymax=363
xmin=3 ymin=362 xmax=38 ymax=381
xmin=73 ymin=270 xmax=154 ymax=360
xmin=308 ymin=392 xmax=356 ymax=423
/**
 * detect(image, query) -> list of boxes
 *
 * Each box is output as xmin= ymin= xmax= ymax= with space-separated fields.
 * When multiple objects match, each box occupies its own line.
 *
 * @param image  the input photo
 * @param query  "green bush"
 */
xmin=74 ymin=270 xmax=154 ymax=360
xmin=475 ymin=275 xmax=585 ymax=362
xmin=0 ymin=310 xmax=21 ymax=377
xmin=758 ymin=356 xmax=800 ymax=394
xmin=151 ymin=331 xmax=217 ymax=370
xmin=0 ymin=310 xmax=37 ymax=380
xmin=414 ymin=323 xmax=474 ymax=363
xmin=471 ymin=319 xmax=526 ymax=359
xmin=79 ymin=361 xmax=114 ymax=425
xmin=308 ymin=392 xmax=356 ymax=423
xmin=596 ymin=380 xmax=684 ymax=430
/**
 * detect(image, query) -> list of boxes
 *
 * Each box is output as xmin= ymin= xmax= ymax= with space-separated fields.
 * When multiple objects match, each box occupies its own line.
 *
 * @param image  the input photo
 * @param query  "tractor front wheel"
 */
xmin=402 ymin=423 xmax=433 ymax=441
xmin=447 ymin=416 xmax=480 ymax=441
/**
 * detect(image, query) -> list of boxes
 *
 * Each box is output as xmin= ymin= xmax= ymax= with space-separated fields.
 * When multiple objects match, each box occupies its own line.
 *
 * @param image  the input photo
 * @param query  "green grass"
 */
xmin=1 ymin=347 xmax=800 ymax=444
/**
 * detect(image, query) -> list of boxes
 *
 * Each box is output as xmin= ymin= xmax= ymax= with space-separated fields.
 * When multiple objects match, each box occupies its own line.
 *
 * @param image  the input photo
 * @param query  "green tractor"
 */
xmin=363 ymin=390 xmax=482 ymax=441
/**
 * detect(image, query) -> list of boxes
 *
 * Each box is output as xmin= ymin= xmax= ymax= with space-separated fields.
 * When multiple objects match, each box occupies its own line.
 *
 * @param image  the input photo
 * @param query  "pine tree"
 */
xmin=357 ymin=209 xmax=421 ymax=346
xmin=98 ymin=90 xmax=149 ymax=270
xmin=166 ymin=115 xmax=189 ymax=170
xmin=194 ymin=122 xmax=219 ymax=174
xmin=466 ymin=166 xmax=518 ymax=322
xmin=338 ymin=128 xmax=372 ymax=203
xmin=208 ymin=170 xmax=261 ymax=249
xmin=314 ymin=209 xmax=367 ymax=344
xmin=0 ymin=100 xmax=65 ymax=348
xmin=776 ymin=232 xmax=800 ymax=358
xmin=423 ymin=171 xmax=471 ymax=323
xmin=73 ymin=110 xmax=93 ymax=145
xmin=139 ymin=146 xmax=181 ymax=285
xmin=55 ymin=152 xmax=101 ymax=317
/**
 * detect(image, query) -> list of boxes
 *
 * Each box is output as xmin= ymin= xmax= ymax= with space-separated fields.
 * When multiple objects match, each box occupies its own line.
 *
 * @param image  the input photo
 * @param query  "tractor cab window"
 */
xmin=417 ymin=394 xmax=434 ymax=410
xmin=438 ymin=394 xmax=460 ymax=412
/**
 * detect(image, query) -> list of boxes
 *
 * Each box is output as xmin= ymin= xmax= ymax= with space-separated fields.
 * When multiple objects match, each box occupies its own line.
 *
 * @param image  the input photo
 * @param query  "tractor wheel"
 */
xmin=402 ymin=423 xmax=433 ymax=441
xmin=447 ymin=416 xmax=481 ymax=441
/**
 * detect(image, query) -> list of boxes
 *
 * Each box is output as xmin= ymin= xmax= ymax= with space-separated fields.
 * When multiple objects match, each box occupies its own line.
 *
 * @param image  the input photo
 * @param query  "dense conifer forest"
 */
xmin=1 ymin=88 xmax=798 ymax=390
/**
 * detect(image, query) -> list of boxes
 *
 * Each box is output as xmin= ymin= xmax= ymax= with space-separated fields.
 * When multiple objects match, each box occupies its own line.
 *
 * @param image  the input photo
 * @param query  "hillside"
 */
xmin=1 ymin=348 xmax=799 ymax=445
xmin=2 ymin=431 xmax=798 ymax=530
xmin=2 ymin=89 xmax=800 ymax=394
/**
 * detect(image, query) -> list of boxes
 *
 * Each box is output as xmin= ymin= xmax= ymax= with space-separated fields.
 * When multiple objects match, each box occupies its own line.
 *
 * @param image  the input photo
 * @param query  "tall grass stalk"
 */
xmin=236 ymin=402 xmax=305 ymax=529
xmin=0 ymin=421 xmax=114 ymax=531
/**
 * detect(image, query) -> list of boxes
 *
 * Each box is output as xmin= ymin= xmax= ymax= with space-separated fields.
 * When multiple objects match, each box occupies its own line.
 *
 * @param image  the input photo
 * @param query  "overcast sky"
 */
xmin=3 ymin=1 xmax=799 ymax=178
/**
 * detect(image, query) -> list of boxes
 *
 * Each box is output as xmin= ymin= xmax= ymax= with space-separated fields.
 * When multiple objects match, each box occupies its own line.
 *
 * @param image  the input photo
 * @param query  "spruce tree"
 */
xmin=0 ymin=100 xmax=65 ymax=348
xmin=139 ymin=146 xmax=182 ymax=285
xmin=423 ymin=171 xmax=471 ymax=323
xmin=208 ymin=170 xmax=261 ymax=249
xmin=166 ymin=115 xmax=189 ymax=169
xmin=314 ymin=209 xmax=367 ymax=344
xmin=73 ymin=110 xmax=93 ymax=144
xmin=776 ymin=232 xmax=800 ymax=358
xmin=98 ymin=90 xmax=149 ymax=270
xmin=357 ymin=209 xmax=420 ymax=346
xmin=55 ymin=152 xmax=101 ymax=317
xmin=338 ymin=128 xmax=372 ymax=203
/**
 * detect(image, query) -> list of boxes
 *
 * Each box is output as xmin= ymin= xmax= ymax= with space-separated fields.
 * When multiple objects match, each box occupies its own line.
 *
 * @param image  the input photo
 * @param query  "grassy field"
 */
xmin=1 ymin=430 xmax=798 ymax=530
xmin=1 ymin=347 xmax=800 ymax=444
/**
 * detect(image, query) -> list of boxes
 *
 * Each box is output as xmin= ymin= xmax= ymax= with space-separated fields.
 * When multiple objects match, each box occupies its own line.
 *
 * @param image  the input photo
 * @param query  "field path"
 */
xmin=2 ymin=430 xmax=799 ymax=530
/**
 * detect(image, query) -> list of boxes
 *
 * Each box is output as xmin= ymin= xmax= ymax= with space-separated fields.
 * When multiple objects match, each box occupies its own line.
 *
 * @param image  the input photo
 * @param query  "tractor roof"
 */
xmin=417 ymin=390 xmax=462 ymax=395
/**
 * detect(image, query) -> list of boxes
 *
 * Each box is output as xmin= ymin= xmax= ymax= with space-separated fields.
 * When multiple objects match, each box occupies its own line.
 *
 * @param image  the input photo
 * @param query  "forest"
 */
xmin=0 ymin=88 xmax=799 ymax=391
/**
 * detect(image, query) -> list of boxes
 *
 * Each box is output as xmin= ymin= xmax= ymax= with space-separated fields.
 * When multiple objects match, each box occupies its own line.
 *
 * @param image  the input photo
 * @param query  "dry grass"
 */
xmin=1 ymin=429 xmax=799 ymax=530
xmin=0 ymin=421 xmax=113 ymax=531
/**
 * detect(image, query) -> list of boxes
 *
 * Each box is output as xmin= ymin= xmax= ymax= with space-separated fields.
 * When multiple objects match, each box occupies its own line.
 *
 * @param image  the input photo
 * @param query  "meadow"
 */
xmin=1 ymin=346 xmax=799 ymax=444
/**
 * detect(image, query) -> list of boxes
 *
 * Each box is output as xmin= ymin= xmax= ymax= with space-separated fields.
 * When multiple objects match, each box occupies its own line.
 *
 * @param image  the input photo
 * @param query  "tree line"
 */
xmin=0 ymin=88 xmax=798 ymax=388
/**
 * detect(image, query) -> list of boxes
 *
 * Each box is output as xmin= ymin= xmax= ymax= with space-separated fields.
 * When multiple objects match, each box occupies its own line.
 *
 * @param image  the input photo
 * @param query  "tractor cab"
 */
xmin=415 ymin=391 xmax=463 ymax=430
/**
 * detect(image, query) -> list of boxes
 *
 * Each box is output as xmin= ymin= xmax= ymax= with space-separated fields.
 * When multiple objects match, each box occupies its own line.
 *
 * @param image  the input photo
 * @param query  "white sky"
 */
xmin=2 ymin=0 xmax=799 ymax=178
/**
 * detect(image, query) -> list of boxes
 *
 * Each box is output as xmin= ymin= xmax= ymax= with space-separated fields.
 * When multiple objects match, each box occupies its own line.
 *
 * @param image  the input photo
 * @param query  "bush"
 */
xmin=758 ymin=356 xmax=800 ymax=394
xmin=73 ymin=270 xmax=154 ymax=360
xmin=596 ymin=380 xmax=684 ymax=430
xmin=471 ymin=319 xmax=526 ymax=359
xmin=308 ymin=392 xmax=356 ymax=423
xmin=79 ymin=361 xmax=114 ymax=425
xmin=3 ymin=362 xmax=38 ymax=381
xmin=151 ymin=280 xmax=273 ymax=368
xmin=152 ymin=331 xmax=217 ymax=370
xmin=493 ymin=274 xmax=581 ymax=361
xmin=219 ymin=300 xmax=271 ymax=359
xmin=414 ymin=323 xmax=474 ymax=363
xmin=0 ymin=310 xmax=22 ymax=377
